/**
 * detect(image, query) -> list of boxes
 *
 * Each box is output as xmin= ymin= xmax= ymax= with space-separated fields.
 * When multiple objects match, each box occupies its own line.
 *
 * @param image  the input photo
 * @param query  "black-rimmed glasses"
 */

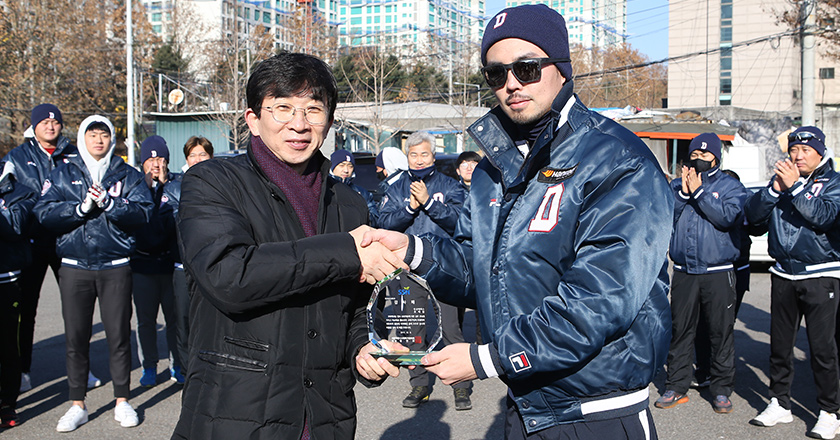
xmin=481 ymin=57 xmax=570 ymax=88
xmin=261 ymin=104 xmax=328 ymax=125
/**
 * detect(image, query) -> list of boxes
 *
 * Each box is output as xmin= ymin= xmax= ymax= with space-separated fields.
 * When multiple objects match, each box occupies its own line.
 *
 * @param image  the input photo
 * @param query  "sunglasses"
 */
xmin=788 ymin=131 xmax=823 ymax=144
xmin=481 ymin=57 xmax=570 ymax=88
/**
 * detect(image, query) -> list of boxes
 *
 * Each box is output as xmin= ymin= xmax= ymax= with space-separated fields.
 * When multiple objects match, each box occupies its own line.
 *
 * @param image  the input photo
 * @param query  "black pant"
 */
xmin=173 ymin=268 xmax=190 ymax=374
xmin=18 ymin=249 xmax=60 ymax=373
xmin=769 ymin=275 xmax=840 ymax=412
xmin=665 ymin=271 xmax=736 ymax=396
xmin=0 ymin=281 xmax=22 ymax=407
xmin=695 ymin=265 xmax=749 ymax=381
xmin=59 ymin=265 xmax=133 ymax=400
xmin=504 ymin=396 xmax=658 ymax=440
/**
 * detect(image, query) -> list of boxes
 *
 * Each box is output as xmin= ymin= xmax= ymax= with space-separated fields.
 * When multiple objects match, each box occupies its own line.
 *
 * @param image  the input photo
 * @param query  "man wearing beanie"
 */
xmin=361 ymin=5 xmax=674 ymax=438
xmin=329 ymin=149 xmax=379 ymax=226
xmin=655 ymin=132 xmax=748 ymax=415
xmin=131 ymin=136 xmax=185 ymax=388
xmin=745 ymin=126 xmax=840 ymax=438
xmin=3 ymin=104 xmax=84 ymax=394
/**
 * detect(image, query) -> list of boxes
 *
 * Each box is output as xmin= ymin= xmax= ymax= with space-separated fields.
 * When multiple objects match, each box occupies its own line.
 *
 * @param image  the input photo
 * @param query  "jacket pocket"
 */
xmin=223 ymin=336 xmax=270 ymax=351
xmin=197 ymin=350 xmax=268 ymax=372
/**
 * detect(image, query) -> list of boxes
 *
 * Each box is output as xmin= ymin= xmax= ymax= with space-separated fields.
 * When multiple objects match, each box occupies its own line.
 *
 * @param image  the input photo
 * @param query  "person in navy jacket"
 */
xmin=131 ymin=136 xmax=184 ymax=387
xmin=361 ymin=6 xmax=673 ymax=438
xmin=655 ymin=133 xmax=748 ymax=414
xmin=0 ymin=160 xmax=38 ymax=429
xmin=377 ymin=131 xmax=472 ymax=410
xmin=3 ymin=104 xmax=78 ymax=392
xmin=329 ymin=149 xmax=379 ymax=227
xmin=745 ymin=126 xmax=840 ymax=438
xmin=34 ymin=115 xmax=153 ymax=433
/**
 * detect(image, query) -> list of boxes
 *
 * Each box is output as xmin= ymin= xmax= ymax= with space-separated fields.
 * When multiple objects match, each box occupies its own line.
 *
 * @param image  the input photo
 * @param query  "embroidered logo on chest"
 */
xmin=528 ymin=183 xmax=565 ymax=232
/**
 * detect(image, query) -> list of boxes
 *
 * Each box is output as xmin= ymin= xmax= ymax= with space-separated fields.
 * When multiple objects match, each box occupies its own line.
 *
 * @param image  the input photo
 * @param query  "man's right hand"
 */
xmin=80 ymin=193 xmax=96 ymax=214
xmin=349 ymin=226 xmax=408 ymax=284
xmin=361 ymin=228 xmax=409 ymax=262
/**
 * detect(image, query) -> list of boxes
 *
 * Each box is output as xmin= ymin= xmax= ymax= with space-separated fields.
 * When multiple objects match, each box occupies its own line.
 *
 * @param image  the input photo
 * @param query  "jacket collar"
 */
xmin=467 ymin=80 xmax=577 ymax=190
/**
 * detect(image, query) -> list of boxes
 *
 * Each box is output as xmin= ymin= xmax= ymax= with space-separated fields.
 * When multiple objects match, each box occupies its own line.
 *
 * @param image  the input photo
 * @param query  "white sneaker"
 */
xmin=750 ymin=397 xmax=794 ymax=427
xmin=809 ymin=410 xmax=840 ymax=439
xmin=87 ymin=371 xmax=102 ymax=389
xmin=19 ymin=373 xmax=31 ymax=392
xmin=56 ymin=405 xmax=88 ymax=432
xmin=114 ymin=401 xmax=139 ymax=428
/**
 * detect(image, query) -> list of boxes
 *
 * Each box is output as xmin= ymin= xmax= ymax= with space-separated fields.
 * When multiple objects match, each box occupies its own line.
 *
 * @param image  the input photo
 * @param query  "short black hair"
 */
xmin=246 ymin=52 xmax=338 ymax=122
xmin=721 ymin=169 xmax=741 ymax=182
xmin=86 ymin=121 xmax=111 ymax=136
xmin=456 ymin=151 xmax=481 ymax=167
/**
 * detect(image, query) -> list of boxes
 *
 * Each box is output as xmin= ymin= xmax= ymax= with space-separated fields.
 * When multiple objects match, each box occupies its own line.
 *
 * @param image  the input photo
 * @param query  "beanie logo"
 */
xmin=345 ymin=155 xmax=351 ymax=162
xmin=494 ymin=12 xmax=507 ymax=29
xmin=49 ymin=112 xmax=55 ymax=119
xmin=152 ymin=151 xmax=158 ymax=158
xmin=700 ymin=142 xmax=707 ymax=149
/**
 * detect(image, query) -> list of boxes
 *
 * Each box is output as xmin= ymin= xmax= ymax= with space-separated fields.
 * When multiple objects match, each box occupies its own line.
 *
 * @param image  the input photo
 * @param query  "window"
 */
xmin=351 ymin=17 xmax=361 ymax=25
xmin=720 ymin=78 xmax=731 ymax=94
xmin=351 ymin=7 xmax=361 ymax=14
xmin=153 ymin=24 xmax=162 ymax=33
xmin=151 ymin=12 xmax=162 ymax=21
xmin=820 ymin=68 xmax=835 ymax=79
xmin=720 ymin=98 xmax=731 ymax=106
xmin=263 ymin=12 xmax=270 ymax=23
xmin=721 ymin=3 xmax=732 ymax=19
xmin=721 ymin=27 xmax=732 ymax=43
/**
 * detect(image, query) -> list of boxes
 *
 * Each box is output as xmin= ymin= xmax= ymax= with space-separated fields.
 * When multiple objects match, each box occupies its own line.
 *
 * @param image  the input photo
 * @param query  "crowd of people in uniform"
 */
xmin=0 ymin=4 xmax=838 ymax=440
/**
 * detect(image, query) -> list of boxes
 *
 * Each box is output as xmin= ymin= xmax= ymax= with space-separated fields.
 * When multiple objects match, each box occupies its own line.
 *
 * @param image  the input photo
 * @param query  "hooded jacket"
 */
xmin=3 ymin=133 xmax=77 ymax=251
xmin=669 ymin=166 xmax=749 ymax=274
xmin=0 ymin=165 xmax=38 ymax=278
xmin=378 ymin=168 xmax=465 ymax=237
xmin=33 ymin=116 xmax=153 ymax=270
xmin=745 ymin=150 xmax=840 ymax=278
xmin=405 ymin=84 xmax=673 ymax=432
xmin=172 ymin=148 xmax=375 ymax=440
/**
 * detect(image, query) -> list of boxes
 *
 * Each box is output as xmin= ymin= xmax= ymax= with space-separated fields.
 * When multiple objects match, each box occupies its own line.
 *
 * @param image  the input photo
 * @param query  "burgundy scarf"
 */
xmin=251 ymin=136 xmax=322 ymax=237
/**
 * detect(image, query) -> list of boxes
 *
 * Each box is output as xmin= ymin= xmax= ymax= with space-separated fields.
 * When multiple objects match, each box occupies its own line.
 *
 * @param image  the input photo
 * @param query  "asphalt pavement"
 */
xmin=0 ymin=266 xmax=831 ymax=439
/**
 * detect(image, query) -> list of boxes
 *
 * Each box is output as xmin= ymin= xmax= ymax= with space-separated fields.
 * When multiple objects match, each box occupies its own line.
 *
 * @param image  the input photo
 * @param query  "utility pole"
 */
xmin=801 ymin=0 xmax=816 ymax=125
xmin=126 ymin=0 xmax=136 ymax=166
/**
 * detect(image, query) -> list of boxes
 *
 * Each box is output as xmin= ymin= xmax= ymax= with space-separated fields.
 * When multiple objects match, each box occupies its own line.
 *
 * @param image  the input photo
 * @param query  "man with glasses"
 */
xmin=455 ymin=151 xmax=480 ymax=190
xmin=172 ymin=52 xmax=406 ymax=440
xmin=360 ymin=5 xmax=673 ymax=439
xmin=745 ymin=126 xmax=840 ymax=439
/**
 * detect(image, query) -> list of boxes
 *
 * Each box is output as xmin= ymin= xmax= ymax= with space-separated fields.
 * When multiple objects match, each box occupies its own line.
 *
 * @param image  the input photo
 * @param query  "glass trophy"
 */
xmin=367 ymin=268 xmax=442 ymax=365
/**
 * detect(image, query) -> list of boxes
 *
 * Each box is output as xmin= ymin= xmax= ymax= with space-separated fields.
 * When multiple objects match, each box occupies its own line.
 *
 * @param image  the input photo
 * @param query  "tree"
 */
xmin=0 ymin=0 xmax=157 ymax=154
xmin=777 ymin=0 xmax=840 ymax=61
xmin=153 ymin=39 xmax=190 ymax=79
xmin=572 ymin=43 xmax=667 ymax=109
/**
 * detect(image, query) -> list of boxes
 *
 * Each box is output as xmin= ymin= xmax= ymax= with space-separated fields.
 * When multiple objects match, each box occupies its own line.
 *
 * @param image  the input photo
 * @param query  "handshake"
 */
xmin=79 ymin=183 xmax=112 ymax=214
xmin=349 ymin=226 xmax=411 ymax=284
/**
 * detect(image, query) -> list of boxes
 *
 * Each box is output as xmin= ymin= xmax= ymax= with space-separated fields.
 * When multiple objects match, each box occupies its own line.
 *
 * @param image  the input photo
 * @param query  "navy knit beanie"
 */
xmin=688 ymin=133 xmax=722 ymax=162
xmin=331 ymin=149 xmax=355 ymax=171
xmin=31 ymin=104 xmax=63 ymax=127
xmin=140 ymin=136 xmax=170 ymax=164
xmin=789 ymin=126 xmax=826 ymax=157
xmin=481 ymin=4 xmax=573 ymax=80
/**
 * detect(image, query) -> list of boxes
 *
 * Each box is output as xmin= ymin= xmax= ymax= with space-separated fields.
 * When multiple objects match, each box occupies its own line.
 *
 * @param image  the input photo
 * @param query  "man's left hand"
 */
xmin=356 ymin=340 xmax=406 ymax=381
xmin=410 ymin=181 xmax=430 ymax=206
xmin=422 ymin=343 xmax=477 ymax=385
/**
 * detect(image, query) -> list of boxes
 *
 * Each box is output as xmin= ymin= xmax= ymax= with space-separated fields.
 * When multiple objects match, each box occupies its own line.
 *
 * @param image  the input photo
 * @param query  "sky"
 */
xmin=483 ymin=0 xmax=669 ymax=61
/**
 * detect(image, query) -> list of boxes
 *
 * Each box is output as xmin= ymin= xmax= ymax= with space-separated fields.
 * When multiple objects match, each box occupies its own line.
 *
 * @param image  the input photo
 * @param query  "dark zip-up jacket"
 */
xmin=3 ymin=136 xmax=77 ymax=251
xmin=745 ymin=154 xmax=840 ymax=277
xmin=172 ymin=148 xmax=375 ymax=440
xmin=0 ymin=172 xmax=38 ymax=278
xmin=669 ymin=166 xmax=749 ymax=274
xmin=378 ymin=168 xmax=465 ymax=237
xmin=131 ymin=173 xmax=181 ymax=274
xmin=408 ymin=85 xmax=673 ymax=432
xmin=33 ymin=155 xmax=153 ymax=270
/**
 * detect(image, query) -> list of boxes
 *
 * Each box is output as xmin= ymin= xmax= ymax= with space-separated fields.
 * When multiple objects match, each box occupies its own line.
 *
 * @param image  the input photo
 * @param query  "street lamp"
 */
xmin=453 ymin=82 xmax=481 ymax=107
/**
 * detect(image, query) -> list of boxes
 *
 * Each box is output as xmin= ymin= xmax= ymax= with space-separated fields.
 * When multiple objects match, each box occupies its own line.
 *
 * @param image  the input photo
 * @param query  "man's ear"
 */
xmin=244 ymin=108 xmax=260 ymax=137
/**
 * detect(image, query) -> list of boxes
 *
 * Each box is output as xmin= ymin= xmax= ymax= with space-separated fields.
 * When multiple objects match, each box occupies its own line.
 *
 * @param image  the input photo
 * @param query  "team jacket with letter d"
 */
xmin=407 ymin=82 xmax=674 ymax=433
xmin=34 ymin=155 xmax=153 ymax=270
